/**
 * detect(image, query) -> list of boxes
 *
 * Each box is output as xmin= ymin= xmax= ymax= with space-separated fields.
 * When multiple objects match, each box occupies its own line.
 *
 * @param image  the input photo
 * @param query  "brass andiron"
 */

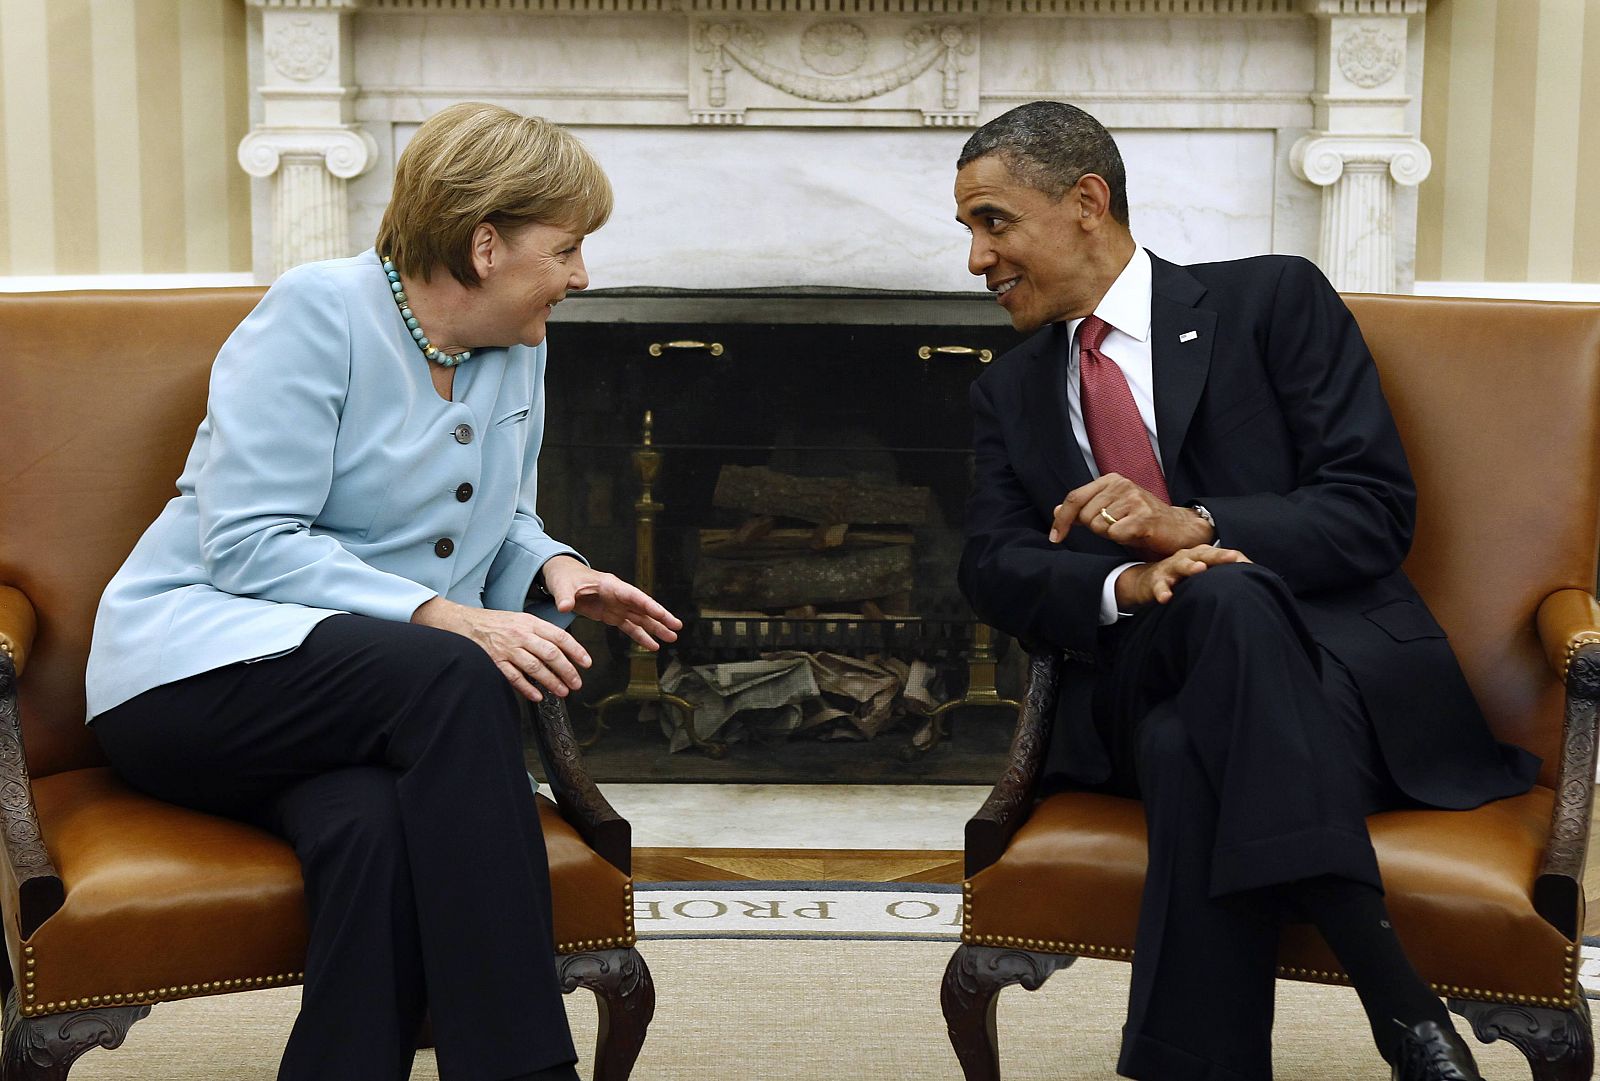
xmin=924 ymin=621 xmax=1020 ymax=749
xmin=589 ymin=411 xmax=721 ymax=755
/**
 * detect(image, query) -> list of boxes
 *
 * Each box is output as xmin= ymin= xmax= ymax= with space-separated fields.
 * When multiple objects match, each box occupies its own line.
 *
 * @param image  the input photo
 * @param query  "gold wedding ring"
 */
xmin=1099 ymin=508 xmax=1119 ymax=527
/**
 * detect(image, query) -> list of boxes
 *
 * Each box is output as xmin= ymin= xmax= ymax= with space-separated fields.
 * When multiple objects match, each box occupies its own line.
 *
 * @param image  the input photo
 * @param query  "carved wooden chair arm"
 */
xmin=530 ymin=696 xmax=631 ymax=876
xmin=964 ymin=649 xmax=1060 ymax=878
xmin=0 ymin=586 xmax=66 ymax=939
xmin=1532 ymin=588 xmax=1600 ymax=939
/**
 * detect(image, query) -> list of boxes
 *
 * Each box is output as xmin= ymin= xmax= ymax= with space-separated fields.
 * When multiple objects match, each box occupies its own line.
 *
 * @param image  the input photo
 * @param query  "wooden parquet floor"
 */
xmin=634 ymin=848 xmax=962 ymax=884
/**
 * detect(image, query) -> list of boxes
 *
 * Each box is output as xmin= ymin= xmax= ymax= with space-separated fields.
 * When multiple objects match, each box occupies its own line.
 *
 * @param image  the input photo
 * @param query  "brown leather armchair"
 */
xmin=0 ymin=290 xmax=653 ymax=1079
xmin=942 ymin=295 xmax=1600 ymax=1081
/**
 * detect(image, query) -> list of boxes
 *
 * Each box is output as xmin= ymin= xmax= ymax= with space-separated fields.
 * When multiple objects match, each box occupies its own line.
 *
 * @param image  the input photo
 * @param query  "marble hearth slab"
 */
xmin=599 ymin=783 xmax=990 ymax=851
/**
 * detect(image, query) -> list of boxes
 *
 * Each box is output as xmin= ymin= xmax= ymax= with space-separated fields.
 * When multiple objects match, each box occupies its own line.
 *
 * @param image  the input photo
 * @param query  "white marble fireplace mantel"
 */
xmin=242 ymin=0 xmax=1430 ymax=294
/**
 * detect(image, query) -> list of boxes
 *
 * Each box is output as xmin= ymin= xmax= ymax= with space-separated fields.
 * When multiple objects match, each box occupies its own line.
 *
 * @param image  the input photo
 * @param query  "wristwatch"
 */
xmin=1190 ymin=503 xmax=1216 ymax=537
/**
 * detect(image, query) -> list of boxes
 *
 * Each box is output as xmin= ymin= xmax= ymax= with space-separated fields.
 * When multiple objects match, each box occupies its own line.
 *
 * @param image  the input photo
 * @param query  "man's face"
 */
xmin=954 ymin=154 xmax=1096 ymax=333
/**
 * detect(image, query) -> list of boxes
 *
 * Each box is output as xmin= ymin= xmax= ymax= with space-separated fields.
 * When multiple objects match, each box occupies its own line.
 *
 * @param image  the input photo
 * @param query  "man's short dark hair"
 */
xmin=958 ymin=101 xmax=1130 ymax=226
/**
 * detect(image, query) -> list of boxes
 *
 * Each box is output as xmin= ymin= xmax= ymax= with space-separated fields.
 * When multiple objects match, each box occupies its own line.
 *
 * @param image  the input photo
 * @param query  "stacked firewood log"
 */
xmin=691 ymin=464 xmax=931 ymax=618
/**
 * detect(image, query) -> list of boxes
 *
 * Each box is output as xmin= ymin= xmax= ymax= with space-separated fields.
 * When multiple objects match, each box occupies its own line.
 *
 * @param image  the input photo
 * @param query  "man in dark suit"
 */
xmin=955 ymin=101 xmax=1539 ymax=1081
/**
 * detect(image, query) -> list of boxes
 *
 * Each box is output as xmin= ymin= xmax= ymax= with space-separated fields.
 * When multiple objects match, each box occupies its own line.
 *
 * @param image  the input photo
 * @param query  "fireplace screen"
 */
xmin=536 ymin=292 xmax=1026 ymax=783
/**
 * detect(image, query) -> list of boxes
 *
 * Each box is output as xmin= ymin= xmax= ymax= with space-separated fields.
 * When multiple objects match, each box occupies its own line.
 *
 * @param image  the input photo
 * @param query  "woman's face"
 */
xmin=474 ymin=220 xmax=589 ymax=347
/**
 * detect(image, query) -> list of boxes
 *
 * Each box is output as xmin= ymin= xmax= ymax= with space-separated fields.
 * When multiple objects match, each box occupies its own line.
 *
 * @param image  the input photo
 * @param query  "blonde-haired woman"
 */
xmin=87 ymin=103 xmax=676 ymax=1081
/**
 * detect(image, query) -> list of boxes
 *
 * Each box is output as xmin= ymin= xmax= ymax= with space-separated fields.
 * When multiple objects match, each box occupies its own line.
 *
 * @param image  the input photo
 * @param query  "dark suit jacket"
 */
xmin=958 ymin=253 xmax=1538 ymax=810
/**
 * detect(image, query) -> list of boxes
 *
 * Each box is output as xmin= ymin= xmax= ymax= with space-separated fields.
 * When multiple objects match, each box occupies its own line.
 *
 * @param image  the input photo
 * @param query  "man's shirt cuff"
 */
xmin=1099 ymin=561 xmax=1143 ymax=625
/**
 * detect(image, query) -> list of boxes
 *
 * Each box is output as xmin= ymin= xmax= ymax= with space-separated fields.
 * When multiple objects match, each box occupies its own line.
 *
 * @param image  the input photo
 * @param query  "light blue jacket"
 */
xmin=85 ymin=250 xmax=580 ymax=721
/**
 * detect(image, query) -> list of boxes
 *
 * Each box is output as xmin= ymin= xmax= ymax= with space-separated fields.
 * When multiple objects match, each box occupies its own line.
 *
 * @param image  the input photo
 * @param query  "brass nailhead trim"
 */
xmin=962 ymin=889 xmax=1585 ymax=1009
xmin=16 ymin=952 xmax=306 ymax=1020
xmin=26 ymin=872 xmax=771 ymax=1013
xmin=1565 ymin=633 xmax=1600 ymax=679
xmin=555 ymin=879 xmax=638 ymax=955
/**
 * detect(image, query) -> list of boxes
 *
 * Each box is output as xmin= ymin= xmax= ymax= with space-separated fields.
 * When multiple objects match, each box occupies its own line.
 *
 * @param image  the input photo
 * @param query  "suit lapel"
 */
xmin=1148 ymin=255 xmax=1216 ymax=481
xmin=1022 ymin=321 xmax=1092 ymax=499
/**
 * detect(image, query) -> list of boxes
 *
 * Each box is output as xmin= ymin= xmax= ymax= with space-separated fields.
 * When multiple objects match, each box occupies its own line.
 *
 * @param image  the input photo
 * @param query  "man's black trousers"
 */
xmin=1090 ymin=562 xmax=1405 ymax=1081
xmin=92 ymin=614 xmax=578 ymax=1081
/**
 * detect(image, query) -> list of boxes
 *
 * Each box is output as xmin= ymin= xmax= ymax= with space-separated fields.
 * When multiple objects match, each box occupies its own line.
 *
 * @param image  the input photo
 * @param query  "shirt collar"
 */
xmin=1068 ymin=244 xmax=1151 ymax=345
xmin=1097 ymin=244 xmax=1151 ymax=342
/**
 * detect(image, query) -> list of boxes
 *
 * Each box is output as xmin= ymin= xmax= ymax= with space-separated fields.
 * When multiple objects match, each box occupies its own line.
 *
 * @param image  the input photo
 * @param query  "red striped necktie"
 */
xmin=1077 ymin=314 xmax=1170 ymax=502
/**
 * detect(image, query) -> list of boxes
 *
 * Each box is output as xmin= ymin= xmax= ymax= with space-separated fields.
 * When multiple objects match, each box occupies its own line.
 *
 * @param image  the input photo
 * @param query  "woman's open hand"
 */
xmin=539 ymin=554 xmax=683 ymax=651
xmin=411 ymin=596 xmax=590 ymax=702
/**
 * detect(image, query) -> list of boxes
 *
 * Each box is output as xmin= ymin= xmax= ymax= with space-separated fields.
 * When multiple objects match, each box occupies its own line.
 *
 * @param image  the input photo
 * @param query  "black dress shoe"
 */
xmin=1390 ymin=1019 xmax=1484 ymax=1081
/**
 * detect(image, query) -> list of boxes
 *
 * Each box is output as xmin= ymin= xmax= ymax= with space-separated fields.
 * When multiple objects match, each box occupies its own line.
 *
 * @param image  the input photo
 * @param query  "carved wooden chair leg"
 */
xmin=558 ymin=947 xmax=655 ymax=1081
xmin=1449 ymin=996 xmax=1594 ymax=1081
xmin=941 ymin=943 xmax=1075 ymax=1081
xmin=1 ymin=988 xmax=151 ymax=1081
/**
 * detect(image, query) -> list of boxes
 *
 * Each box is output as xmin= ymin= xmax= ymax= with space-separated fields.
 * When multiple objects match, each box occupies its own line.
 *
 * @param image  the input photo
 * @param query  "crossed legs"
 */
xmin=1100 ymin=563 xmax=1444 ymax=1080
xmin=93 ymin=614 xmax=578 ymax=1081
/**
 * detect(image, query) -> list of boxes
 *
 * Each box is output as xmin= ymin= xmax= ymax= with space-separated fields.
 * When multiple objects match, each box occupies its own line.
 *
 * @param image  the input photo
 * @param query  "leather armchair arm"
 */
xmin=529 ymin=697 xmax=631 ymax=876
xmin=0 ymin=590 xmax=66 ymax=937
xmin=1533 ymin=588 xmax=1600 ymax=939
xmin=964 ymin=650 xmax=1059 ymax=878
xmin=0 ymin=584 xmax=38 ymax=675
xmin=1537 ymin=589 xmax=1600 ymax=683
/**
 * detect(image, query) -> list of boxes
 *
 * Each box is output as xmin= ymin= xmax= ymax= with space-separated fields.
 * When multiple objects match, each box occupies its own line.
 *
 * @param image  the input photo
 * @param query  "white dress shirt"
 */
xmin=1062 ymin=246 xmax=1162 ymax=625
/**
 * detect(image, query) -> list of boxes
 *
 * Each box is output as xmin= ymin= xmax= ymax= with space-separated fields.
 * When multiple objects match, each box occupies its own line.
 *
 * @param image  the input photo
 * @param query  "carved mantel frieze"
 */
xmin=691 ymin=17 xmax=979 ymax=126
xmin=353 ymin=1 xmax=1277 ymax=12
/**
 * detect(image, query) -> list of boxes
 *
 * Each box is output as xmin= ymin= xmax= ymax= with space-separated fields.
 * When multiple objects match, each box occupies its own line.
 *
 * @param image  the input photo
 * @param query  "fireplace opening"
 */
xmin=535 ymin=289 xmax=1028 ymax=783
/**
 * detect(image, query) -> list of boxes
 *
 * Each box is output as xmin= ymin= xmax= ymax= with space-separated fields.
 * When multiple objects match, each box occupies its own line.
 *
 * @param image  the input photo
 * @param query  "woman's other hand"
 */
xmin=411 ymin=596 xmax=590 ymax=702
xmin=539 ymin=554 xmax=683 ymax=651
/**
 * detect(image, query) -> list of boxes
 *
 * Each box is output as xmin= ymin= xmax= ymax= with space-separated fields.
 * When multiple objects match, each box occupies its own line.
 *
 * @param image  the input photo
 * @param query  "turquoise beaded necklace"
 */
xmin=381 ymin=255 xmax=472 ymax=368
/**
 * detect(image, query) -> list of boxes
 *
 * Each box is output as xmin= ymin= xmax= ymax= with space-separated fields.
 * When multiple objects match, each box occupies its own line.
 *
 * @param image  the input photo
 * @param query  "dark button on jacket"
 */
xmin=455 ymin=482 xmax=474 ymax=502
xmin=434 ymin=538 xmax=455 ymax=558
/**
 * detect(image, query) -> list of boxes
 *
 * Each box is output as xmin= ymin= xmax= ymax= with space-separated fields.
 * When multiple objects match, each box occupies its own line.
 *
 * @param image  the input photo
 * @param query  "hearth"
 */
xmin=536 ymin=288 xmax=1028 ymax=783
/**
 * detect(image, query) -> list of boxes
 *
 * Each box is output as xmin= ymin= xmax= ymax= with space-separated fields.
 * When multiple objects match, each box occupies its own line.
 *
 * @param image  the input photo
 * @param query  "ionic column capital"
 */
xmin=1290 ymin=134 xmax=1432 ymax=189
xmin=237 ymin=126 xmax=378 ymax=181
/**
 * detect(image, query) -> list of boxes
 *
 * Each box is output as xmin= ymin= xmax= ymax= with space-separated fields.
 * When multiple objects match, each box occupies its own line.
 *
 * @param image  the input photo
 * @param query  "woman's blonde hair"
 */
xmin=376 ymin=103 xmax=613 ymax=286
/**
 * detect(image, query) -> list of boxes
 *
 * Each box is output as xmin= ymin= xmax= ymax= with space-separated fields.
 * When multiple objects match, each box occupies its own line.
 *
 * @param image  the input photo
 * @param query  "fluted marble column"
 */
xmin=1291 ymin=0 xmax=1430 ymax=294
xmin=1292 ymin=134 xmax=1431 ymax=293
xmin=239 ymin=0 xmax=375 ymax=279
xmin=238 ymin=128 xmax=378 ymax=278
